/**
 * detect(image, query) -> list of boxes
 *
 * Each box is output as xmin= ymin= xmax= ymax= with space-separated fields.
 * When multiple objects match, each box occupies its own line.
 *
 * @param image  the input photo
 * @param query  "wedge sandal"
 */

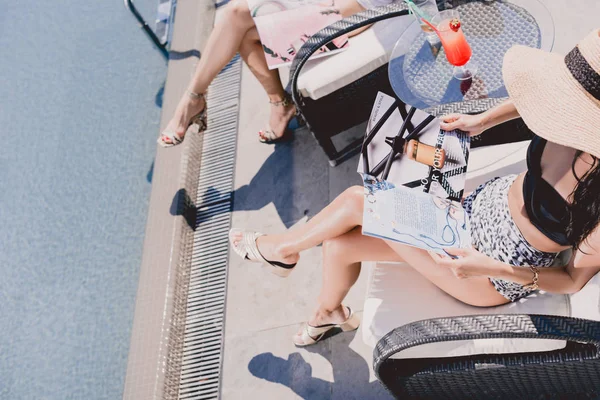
xmin=293 ymin=306 xmax=360 ymax=347
xmin=228 ymin=228 xmax=296 ymax=277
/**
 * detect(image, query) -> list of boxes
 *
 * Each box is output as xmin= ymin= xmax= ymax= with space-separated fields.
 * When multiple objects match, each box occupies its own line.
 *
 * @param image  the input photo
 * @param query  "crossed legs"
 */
xmin=232 ymin=186 xmax=509 ymax=343
xmin=160 ymin=0 xmax=294 ymax=144
xmin=160 ymin=0 xmax=370 ymax=145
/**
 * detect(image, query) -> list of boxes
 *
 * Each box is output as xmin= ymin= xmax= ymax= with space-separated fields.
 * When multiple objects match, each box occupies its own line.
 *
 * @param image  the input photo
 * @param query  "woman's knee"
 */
xmin=340 ymin=185 xmax=364 ymax=219
xmin=322 ymin=236 xmax=351 ymax=261
xmin=223 ymin=0 xmax=252 ymax=22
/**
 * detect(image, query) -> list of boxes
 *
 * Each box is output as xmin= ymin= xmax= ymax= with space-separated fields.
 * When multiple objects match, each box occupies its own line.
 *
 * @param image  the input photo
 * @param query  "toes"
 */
xmin=229 ymin=230 xmax=244 ymax=248
xmin=293 ymin=331 xmax=306 ymax=346
xmin=232 ymin=232 xmax=242 ymax=244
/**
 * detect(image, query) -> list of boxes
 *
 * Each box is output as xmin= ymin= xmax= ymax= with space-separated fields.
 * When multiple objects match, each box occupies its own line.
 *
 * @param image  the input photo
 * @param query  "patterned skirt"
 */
xmin=462 ymin=175 xmax=559 ymax=302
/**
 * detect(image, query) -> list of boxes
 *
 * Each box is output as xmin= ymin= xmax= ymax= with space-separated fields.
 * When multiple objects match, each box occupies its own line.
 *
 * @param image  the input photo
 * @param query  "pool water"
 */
xmin=0 ymin=1 xmax=166 ymax=398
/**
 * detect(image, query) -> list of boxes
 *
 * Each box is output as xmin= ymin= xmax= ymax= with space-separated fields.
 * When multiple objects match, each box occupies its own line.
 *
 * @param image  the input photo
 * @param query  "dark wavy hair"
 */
xmin=567 ymin=151 xmax=600 ymax=251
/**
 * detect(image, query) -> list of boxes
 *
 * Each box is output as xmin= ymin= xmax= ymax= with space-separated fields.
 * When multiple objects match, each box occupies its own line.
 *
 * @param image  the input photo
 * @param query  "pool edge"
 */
xmin=122 ymin=2 xmax=216 ymax=399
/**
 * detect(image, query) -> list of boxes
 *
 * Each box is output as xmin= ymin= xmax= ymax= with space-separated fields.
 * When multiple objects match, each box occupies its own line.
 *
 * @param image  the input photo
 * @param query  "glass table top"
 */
xmin=388 ymin=0 xmax=555 ymax=116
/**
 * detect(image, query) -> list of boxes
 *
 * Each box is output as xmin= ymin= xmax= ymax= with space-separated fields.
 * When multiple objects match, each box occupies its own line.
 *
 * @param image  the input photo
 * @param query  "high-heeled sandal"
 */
xmin=258 ymin=96 xmax=305 ymax=144
xmin=228 ymin=228 xmax=296 ymax=277
xmin=293 ymin=306 xmax=360 ymax=347
xmin=158 ymin=91 xmax=207 ymax=148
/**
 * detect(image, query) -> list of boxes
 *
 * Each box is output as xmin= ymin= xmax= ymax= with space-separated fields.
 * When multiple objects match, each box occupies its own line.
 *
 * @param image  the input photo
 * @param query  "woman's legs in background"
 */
xmin=162 ymin=0 xmax=370 ymax=143
xmin=162 ymin=0 xmax=269 ymax=142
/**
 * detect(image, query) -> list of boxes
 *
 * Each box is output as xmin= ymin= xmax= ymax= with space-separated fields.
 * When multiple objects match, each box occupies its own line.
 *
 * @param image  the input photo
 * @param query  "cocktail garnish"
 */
xmin=449 ymin=18 xmax=461 ymax=32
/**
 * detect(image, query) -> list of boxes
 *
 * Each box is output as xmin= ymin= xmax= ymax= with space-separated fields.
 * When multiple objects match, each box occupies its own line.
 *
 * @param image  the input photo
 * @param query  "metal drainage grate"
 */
xmin=177 ymin=56 xmax=241 ymax=400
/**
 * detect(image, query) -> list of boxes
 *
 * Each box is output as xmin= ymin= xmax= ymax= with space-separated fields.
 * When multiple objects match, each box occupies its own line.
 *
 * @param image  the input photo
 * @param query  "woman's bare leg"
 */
xmin=294 ymin=228 xmax=403 ymax=337
xmin=237 ymin=0 xmax=368 ymax=141
xmin=296 ymin=228 xmax=509 ymax=340
xmin=238 ymin=27 xmax=297 ymax=141
xmin=232 ymin=185 xmax=365 ymax=265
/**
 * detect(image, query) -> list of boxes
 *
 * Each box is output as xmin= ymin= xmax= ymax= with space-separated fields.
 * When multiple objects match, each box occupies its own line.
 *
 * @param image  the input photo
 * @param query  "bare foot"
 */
xmin=258 ymin=101 xmax=297 ymax=142
xmin=231 ymin=231 xmax=299 ymax=265
xmin=159 ymin=92 xmax=206 ymax=145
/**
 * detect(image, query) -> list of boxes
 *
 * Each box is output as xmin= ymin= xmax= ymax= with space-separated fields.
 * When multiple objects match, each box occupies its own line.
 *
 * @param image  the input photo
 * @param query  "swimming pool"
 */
xmin=0 ymin=1 xmax=166 ymax=398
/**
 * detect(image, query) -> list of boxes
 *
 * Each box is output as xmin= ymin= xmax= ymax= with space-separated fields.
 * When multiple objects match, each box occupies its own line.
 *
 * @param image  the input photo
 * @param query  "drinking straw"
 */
xmin=421 ymin=17 xmax=440 ymax=35
xmin=404 ymin=0 xmax=432 ymax=21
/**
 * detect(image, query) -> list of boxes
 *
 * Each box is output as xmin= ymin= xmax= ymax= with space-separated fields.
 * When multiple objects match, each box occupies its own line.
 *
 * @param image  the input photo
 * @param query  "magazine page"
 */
xmin=357 ymin=92 xmax=470 ymax=201
xmin=362 ymin=178 xmax=471 ymax=254
xmin=247 ymin=0 xmax=332 ymax=14
xmin=250 ymin=2 xmax=350 ymax=69
xmin=358 ymin=92 xmax=472 ymax=252
xmin=253 ymin=6 xmax=349 ymax=69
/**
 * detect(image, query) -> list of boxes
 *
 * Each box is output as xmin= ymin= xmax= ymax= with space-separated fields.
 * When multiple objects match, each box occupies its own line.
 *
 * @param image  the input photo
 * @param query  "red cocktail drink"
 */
xmin=431 ymin=10 xmax=477 ymax=80
xmin=437 ymin=19 xmax=472 ymax=66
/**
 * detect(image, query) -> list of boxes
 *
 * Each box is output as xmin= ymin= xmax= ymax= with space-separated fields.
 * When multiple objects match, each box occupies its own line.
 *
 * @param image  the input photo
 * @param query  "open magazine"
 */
xmin=248 ymin=0 xmax=350 ymax=69
xmin=359 ymin=92 xmax=472 ymax=254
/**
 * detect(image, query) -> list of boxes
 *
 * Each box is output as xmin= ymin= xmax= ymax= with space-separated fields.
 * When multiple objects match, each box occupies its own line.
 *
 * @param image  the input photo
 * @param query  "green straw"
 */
xmin=404 ymin=0 xmax=432 ymax=22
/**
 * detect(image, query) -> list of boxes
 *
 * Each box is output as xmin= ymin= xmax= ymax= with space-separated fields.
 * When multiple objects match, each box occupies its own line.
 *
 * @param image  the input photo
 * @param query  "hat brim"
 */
xmin=503 ymin=45 xmax=600 ymax=158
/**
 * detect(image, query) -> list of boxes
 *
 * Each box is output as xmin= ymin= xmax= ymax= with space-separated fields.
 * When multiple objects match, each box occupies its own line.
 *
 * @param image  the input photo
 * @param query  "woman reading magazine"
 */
xmin=230 ymin=30 xmax=600 ymax=346
xmin=158 ymin=0 xmax=388 ymax=147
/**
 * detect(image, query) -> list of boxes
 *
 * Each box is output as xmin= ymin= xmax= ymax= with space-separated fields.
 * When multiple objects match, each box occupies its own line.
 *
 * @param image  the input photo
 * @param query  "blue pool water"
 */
xmin=0 ymin=1 xmax=166 ymax=398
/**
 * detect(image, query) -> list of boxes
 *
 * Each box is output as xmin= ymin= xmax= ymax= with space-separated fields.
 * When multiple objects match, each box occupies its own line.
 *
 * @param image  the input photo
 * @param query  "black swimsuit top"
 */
xmin=523 ymin=135 xmax=570 ymax=246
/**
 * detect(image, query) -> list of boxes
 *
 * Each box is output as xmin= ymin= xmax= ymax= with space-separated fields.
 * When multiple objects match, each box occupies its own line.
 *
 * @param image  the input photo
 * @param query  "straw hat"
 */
xmin=503 ymin=29 xmax=600 ymax=158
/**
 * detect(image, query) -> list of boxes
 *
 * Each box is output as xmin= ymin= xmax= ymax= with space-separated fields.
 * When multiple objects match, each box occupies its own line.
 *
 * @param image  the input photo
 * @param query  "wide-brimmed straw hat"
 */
xmin=503 ymin=29 xmax=600 ymax=158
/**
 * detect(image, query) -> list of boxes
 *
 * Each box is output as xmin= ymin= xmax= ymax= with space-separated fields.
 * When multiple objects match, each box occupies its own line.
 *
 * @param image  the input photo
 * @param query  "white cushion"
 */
xmin=362 ymin=261 xmax=571 ymax=359
xmin=465 ymin=141 xmax=530 ymax=193
xmin=569 ymin=270 xmax=600 ymax=321
xmin=294 ymin=14 xmax=413 ymax=100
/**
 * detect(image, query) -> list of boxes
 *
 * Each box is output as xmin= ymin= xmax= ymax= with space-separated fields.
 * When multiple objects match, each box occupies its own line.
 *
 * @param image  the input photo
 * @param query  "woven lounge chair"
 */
xmin=364 ymin=260 xmax=600 ymax=399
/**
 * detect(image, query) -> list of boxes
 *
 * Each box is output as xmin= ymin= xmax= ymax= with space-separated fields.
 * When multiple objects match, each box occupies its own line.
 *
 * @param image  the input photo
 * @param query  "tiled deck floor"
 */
xmin=217 ymin=1 xmax=600 ymax=398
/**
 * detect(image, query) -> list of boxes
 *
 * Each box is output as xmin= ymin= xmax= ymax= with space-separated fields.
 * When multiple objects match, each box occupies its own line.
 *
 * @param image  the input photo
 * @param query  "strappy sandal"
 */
xmin=228 ymin=228 xmax=296 ymax=277
xmin=258 ymin=96 xmax=305 ymax=144
xmin=158 ymin=91 xmax=207 ymax=148
xmin=293 ymin=306 xmax=360 ymax=347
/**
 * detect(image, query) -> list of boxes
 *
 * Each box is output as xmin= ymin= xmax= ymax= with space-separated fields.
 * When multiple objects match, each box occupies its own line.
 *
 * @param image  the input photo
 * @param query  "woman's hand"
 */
xmin=440 ymin=113 xmax=486 ymax=137
xmin=431 ymin=247 xmax=504 ymax=279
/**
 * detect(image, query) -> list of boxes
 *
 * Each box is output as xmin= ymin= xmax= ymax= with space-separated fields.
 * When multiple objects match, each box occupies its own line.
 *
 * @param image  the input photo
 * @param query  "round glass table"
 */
xmin=388 ymin=0 xmax=555 ymax=116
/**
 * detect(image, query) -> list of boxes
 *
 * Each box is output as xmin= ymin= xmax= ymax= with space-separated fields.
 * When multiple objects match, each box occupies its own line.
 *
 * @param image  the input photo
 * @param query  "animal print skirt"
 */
xmin=462 ymin=175 xmax=559 ymax=302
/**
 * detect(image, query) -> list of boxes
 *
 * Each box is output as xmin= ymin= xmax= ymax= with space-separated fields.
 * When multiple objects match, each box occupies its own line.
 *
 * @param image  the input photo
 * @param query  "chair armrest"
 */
xmin=289 ymin=3 xmax=409 ymax=105
xmin=373 ymin=314 xmax=600 ymax=377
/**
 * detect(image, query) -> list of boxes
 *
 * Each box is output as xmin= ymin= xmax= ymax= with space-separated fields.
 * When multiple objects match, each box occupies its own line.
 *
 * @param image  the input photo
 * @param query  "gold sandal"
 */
xmin=158 ymin=91 xmax=207 ymax=148
xmin=258 ymin=96 xmax=305 ymax=144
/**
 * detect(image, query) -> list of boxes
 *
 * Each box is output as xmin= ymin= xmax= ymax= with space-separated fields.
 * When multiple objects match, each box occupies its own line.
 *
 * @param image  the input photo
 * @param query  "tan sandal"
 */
xmin=158 ymin=91 xmax=207 ymax=148
xmin=228 ymin=228 xmax=296 ymax=277
xmin=293 ymin=306 xmax=360 ymax=347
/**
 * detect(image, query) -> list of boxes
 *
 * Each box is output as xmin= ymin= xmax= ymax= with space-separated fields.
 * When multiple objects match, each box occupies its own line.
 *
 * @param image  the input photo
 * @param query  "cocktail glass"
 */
xmin=407 ymin=0 xmax=440 ymax=44
xmin=431 ymin=10 xmax=477 ymax=80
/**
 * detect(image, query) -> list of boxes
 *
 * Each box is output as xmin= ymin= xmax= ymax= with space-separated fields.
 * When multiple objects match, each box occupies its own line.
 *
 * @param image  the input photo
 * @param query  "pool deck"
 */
xmin=221 ymin=58 xmax=385 ymax=399
xmin=126 ymin=0 xmax=600 ymax=398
